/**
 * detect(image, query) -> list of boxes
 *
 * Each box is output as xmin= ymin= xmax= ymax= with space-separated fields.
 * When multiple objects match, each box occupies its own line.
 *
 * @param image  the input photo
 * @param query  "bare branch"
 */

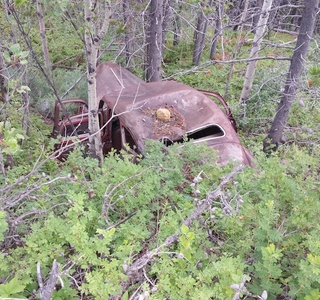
xmin=37 ymin=260 xmax=60 ymax=300
xmin=232 ymin=276 xmax=247 ymax=300
xmin=125 ymin=165 xmax=244 ymax=278
xmin=165 ymin=56 xmax=291 ymax=79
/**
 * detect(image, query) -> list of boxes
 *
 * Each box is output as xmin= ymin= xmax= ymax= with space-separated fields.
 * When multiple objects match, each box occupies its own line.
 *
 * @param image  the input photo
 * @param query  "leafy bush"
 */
xmin=2 ymin=126 xmax=320 ymax=299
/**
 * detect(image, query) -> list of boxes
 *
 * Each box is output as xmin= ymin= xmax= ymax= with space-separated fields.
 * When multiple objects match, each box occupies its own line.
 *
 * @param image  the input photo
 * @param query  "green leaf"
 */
xmin=181 ymin=224 xmax=189 ymax=235
xmin=15 ymin=133 xmax=25 ymax=140
xmin=305 ymin=289 xmax=320 ymax=300
xmin=121 ymin=291 xmax=129 ymax=300
xmin=5 ymin=138 xmax=18 ymax=149
xmin=0 ymin=276 xmax=26 ymax=297
xmin=15 ymin=0 xmax=28 ymax=5
xmin=9 ymin=43 xmax=21 ymax=55
xmin=19 ymin=51 xmax=29 ymax=58
xmin=3 ymin=51 xmax=11 ymax=63
xmin=16 ymin=85 xmax=31 ymax=94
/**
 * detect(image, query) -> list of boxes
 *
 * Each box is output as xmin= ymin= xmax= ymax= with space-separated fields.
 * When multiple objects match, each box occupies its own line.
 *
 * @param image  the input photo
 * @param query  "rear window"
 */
xmin=187 ymin=124 xmax=224 ymax=140
xmin=161 ymin=124 xmax=224 ymax=146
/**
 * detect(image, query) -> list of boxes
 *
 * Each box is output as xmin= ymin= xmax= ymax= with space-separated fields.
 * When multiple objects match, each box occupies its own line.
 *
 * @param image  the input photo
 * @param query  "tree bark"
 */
xmin=224 ymin=0 xmax=249 ymax=99
xmin=37 ymin=260 xmax=60 ymax=300
xmin=263 ymin=0 xmax=319 ymax=154
xmin=252 ymin=0 xmax=263 ymax=33
xmin=162 ymin=0 xmax=174 ymax=48
xmin=21 ymin=66 xmax=30 ymax=136
xmin=210 ymin=0 xmax=225 ymax=60
xmin=84 ymin=0 xmax=111 ymax=163
xmin=192 ymin=1 xmax=210 ymax=66
xmin=147 ymin=0 xmax=163 ymax=82
xmin=122 ymin=0 xmax=133 ymax=71
xmin=173 ymin=3 xmax=182 ymax=46
xmin=0 ymin=43 xmax=8 ymax=104
xmin=36 ymin=0 xmax=52 ymax=79
xmin=240 ymin=0 xmax=274 ymax=104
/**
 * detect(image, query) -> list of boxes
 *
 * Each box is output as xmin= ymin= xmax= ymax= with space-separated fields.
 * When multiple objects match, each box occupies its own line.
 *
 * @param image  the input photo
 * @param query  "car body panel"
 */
xmin=53 ymin=62 xmax=254 ymax=166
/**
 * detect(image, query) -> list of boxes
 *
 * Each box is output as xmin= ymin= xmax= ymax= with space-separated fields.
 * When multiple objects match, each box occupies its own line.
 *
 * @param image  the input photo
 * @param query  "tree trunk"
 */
xmin=122 ymin=0 xmax=133 ymax=71
xmin=210 ymin=0 xmax=225 ymax=60
xmin=162 ymin=0 xmax=174 ymax=48
xmin=0 ymin=43 xmax=8 ymax=104
xmin=36 ymin=0 xmax=52 ymax=78
xmin=263 ymin=0 xmax=319 ymax=154
xmin=173 ymin=3 xmax=182 ymax=46
xmin=192 ymin=1 xmax=207 ymax=66
xmin=21 ymin=66 xmax=30 ymax=136
xmin=84 ymin=0 xmax=111 ymax=163
xmin=252 ymin=0 xmax=263 ymax=33
xmin=147 ymin=0 xmax=163 ymax=82
xmin=224 ymin=0 xmax=249 ymax=99
xmin=0 ymin=146 xmax=6 ymax=178
xmin=228 ymin=0 xmax=245 ymax=30
xmin=240 ymin=0 xmax=274 ymax=104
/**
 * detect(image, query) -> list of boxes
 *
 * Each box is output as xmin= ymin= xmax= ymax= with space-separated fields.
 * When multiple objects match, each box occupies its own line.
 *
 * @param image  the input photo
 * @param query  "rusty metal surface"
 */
xmin=96 ymin=62 xmax=144 ymax=100
xmin=55 ymin=62 xmax=254 ymax=166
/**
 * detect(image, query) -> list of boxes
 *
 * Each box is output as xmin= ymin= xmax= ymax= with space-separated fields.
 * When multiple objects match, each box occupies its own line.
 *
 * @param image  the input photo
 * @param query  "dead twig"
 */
xmin=102 ymin=166 xmax=153 ymax=223
xmin=112 ymin=165 xmax=244 ymax=300
xmin=37 ymin=260 xmax=60 ymax=300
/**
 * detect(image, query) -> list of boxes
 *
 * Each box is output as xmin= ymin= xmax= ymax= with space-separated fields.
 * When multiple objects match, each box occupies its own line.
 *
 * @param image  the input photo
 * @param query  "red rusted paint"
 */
xmin=53 ymin=62 xmax=254 ymax=166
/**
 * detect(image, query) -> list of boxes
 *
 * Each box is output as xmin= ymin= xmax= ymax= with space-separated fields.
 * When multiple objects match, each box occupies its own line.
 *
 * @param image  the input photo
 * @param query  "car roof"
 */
xmin=96 ymin=62 xmax=144 ymax=100
xmin=96 ymin=62 xmax=240 ymax=150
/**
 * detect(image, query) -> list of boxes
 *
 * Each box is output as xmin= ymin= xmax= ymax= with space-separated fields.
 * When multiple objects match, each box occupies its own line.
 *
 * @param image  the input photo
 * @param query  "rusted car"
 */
xmin=53 ymin=62 xmax=254 ymax=166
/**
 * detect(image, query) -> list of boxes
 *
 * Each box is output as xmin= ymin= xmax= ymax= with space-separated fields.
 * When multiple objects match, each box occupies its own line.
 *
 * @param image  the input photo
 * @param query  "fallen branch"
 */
xmin=165 ymin=56 xmax=291 ymax=80
xmin=37 ymin=260 xmax=60 ymax=300
xmin=102 ymin=166 xmax=153 ymax=224
xmin=231 ymin=276 xmax=248 ymax=300
xmin=112 ymin=165 xmax=244 ymax=299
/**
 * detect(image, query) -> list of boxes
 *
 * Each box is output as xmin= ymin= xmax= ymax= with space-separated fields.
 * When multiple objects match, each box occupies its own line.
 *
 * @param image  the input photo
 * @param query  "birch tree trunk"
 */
xmin=263 ymin=0 xmax=319 ymax=154
xmin=240 ymin=0 xmax=274 ymax=104
xmin=36 ymin=0 xmax=52 ymax=78
xmin=147 ymin=0 xmax=163 ymax=82
xmin=84 ymin=0 xmax=111 ymax=163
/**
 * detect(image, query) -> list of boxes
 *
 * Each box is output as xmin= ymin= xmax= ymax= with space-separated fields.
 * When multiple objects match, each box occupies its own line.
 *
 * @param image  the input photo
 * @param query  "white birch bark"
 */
xmin=240 ymin=0 xmax=274 ymax=104
xmin=84 ymin=0 xmax=111 ymax=163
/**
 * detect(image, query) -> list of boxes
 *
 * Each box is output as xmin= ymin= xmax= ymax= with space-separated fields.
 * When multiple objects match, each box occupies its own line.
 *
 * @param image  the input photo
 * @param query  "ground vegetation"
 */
xmin=0 ymin=1 xmax=320 ymax=299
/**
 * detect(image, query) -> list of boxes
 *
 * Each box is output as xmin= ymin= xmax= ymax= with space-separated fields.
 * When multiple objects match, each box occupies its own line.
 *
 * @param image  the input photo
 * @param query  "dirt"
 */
xmin=141 ymin=106 xmax=186 ymax=137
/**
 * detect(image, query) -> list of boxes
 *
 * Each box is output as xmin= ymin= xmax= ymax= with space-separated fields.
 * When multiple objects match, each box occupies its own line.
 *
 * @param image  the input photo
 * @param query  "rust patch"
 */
xmin=141 ymin=106 xmax=186 ymax=137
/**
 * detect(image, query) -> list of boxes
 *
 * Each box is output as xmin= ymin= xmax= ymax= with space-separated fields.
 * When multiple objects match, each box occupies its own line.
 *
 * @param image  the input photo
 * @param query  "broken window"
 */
xmin=187 ymin=124 xmax=224 ymax=140
xmin=122 ymin=126 xmax=137 ymax=152
xmin=161 ymin=124 xmax=224 ymax=146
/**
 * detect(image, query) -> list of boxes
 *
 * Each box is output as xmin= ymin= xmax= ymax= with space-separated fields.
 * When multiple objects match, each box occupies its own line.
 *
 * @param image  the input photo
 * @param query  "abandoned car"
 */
xmin=53 ymin=62 xmax=254 ymax=166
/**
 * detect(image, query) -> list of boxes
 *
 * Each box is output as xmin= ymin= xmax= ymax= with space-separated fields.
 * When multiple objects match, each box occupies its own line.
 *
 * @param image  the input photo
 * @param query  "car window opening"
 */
xmin=123 ymin=127 xmax=136 ymax=150
xmin=111 ymin=117 xmax=121 ymax=152
xmin=61 ymin=121 xmax=88 ymax=137
xmin=161 ymin=124 xmax=224 ymax=146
